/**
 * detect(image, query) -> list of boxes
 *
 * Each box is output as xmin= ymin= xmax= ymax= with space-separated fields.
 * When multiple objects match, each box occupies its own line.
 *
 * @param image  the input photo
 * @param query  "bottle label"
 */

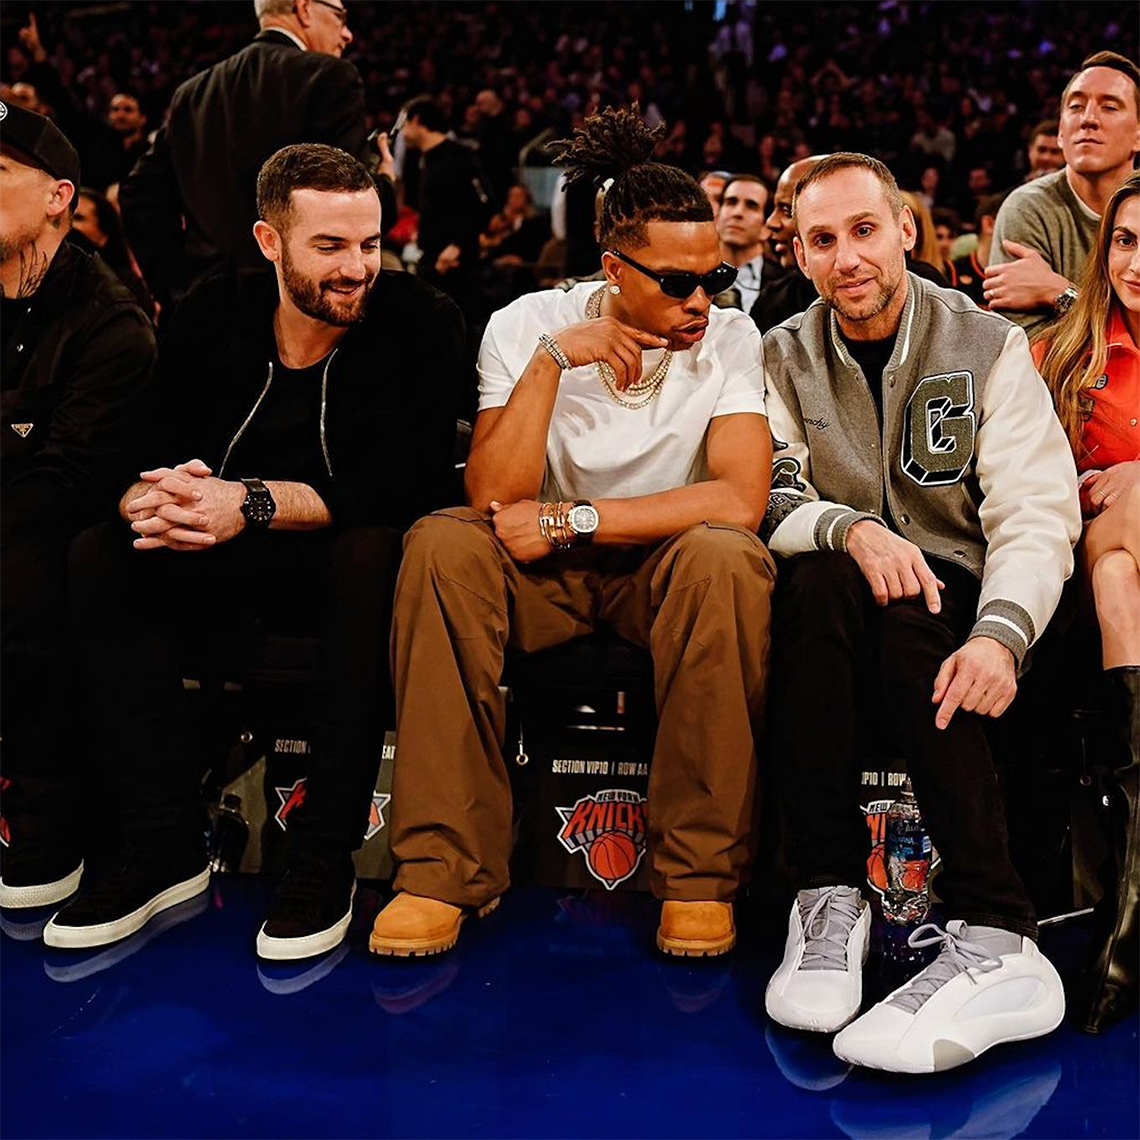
xmin=886 ymin=823 xmax=930 ymax=891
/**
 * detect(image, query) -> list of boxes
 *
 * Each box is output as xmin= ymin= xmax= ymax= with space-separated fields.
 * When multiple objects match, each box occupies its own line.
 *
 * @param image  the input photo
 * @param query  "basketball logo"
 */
xmin=862 ymin=798 xmax=892 ymax=894
xmin=589 ymin=831 xmax=638 ymax=882
xmin=556 ymin=788 xmax=648 ymax=890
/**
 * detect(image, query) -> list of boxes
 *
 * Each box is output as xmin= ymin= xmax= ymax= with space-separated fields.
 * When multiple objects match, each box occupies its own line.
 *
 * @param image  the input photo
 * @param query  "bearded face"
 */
xmin=265 ymin=185 xmax=384 ymax=327
xmin=280 ymin=238 xmax=376 ymax=327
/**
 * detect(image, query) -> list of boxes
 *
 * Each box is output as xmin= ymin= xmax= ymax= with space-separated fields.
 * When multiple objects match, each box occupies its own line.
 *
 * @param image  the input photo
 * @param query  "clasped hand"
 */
xmin=124 ymin=459 xmax=246 ymax=551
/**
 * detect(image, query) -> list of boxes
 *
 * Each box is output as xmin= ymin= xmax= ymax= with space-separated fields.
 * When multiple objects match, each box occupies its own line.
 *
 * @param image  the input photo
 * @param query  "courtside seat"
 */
xmin=505 ymin=629 xmax=654 ymax=696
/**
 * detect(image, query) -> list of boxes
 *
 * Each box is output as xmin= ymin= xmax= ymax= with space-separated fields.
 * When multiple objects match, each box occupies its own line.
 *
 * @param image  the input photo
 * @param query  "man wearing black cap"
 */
xmin=0 ymin=103 xmax=157 ymax=915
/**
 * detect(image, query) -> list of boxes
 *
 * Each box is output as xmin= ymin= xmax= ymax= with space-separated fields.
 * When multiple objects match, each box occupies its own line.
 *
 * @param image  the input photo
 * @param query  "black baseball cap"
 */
xmin=0 ymin=99 xmax=81 ymax=187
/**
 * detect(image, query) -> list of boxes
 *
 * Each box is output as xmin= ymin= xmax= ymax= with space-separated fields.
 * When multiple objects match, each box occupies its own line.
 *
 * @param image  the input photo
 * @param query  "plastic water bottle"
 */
xmin=208 ymin=793 xmax=249 ymax=873
xmin=883 ymin=778 xmax=931 ymax=924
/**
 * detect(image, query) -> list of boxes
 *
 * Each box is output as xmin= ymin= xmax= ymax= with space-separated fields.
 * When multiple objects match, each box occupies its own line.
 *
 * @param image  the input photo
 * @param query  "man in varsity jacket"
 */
xmin=759 ymin=152 xmax=1081 ymax=1075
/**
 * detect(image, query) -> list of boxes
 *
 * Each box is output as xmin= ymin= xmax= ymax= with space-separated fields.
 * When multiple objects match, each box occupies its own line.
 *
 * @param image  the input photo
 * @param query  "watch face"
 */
xmin=241 ymin=487 xmax=276 ymax=526
xmin=569 ymin=504 xmax=599 ymax=534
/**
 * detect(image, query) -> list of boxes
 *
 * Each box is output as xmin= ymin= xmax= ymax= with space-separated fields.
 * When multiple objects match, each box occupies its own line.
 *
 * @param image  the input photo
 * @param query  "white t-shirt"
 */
xmin=477 ymin=281 xmax=767 ymax=502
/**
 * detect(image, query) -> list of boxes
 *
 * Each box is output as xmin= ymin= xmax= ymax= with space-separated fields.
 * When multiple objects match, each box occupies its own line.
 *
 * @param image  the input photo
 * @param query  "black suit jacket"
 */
xmin=121 ymin=31 xmax=393 ymax=307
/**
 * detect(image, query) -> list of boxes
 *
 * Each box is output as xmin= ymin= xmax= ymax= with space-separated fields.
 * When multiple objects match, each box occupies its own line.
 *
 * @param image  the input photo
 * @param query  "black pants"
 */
xmin=1 ymin=530 xmax=87 ymax=847
xmin=767 ymin=551 xmax=1036 ymax=939
xmin=67 ymin=522 xmax=403 ymax=851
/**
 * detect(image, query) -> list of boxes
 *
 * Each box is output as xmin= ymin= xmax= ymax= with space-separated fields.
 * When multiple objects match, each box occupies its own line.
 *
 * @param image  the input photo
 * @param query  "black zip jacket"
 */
xmin=2 ymin=241 xmax=156 ymax=548
xmin=141 ymin=269 xmax=465 ymax=531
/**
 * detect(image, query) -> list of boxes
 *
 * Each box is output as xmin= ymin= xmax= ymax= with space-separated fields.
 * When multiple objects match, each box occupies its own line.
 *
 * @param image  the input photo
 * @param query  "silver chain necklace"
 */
xmin=585 ymin=287 xmax=673 ymax=410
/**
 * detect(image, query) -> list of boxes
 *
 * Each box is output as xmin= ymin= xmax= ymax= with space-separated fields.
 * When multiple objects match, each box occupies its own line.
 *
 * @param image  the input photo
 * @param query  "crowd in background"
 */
xmin=3 ymin=1 xmax=1135 ymax=215
xmin=2 ymin=0 xmax=1135 ymax=403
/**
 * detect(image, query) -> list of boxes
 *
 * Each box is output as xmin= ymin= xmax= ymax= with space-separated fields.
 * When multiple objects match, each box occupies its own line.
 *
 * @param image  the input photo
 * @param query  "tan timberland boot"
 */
xmin=369 ymin=892 xmax=500 ymax=957
xmin=657 ymin=900 xmax=736 ymax=957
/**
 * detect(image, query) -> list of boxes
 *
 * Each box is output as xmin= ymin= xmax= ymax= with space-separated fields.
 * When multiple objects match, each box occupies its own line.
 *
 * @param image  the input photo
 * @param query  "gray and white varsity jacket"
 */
xmin=761 ymin=273 xmax=1081 ymax=667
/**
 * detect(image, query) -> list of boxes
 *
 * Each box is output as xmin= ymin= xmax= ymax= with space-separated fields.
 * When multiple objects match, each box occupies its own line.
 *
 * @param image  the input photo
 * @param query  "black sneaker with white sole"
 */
xmin=0 ymin=840 xmax=84 ymax=910
xmin=257 ymin=848 xmax=356 ymax=961
xmin=42 ymin=839 xmax=209 ymax=950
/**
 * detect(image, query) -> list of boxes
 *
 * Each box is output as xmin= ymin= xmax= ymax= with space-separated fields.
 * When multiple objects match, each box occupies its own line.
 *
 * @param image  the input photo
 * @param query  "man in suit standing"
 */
xmin=716 ymin=174 xmax=769 ymax=315
xmin=120 ymin=0 xmax=395 ymax=309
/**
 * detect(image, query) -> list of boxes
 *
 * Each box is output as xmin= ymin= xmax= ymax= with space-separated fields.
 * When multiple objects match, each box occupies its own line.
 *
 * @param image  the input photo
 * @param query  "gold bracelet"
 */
xmin=538 ymin=501 xmax=573 ymax=550
xmin=554 ymin=502 xmax=575 ymax=549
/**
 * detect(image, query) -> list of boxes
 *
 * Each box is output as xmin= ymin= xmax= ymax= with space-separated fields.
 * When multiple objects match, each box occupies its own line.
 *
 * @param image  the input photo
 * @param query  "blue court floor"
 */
xmin=1 ymin=878 xmax=1137 ymax=1140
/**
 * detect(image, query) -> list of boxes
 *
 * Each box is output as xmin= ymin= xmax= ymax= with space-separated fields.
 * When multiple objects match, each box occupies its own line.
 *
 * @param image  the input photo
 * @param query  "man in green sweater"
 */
xmin=985 ymin=51 xmax=1140 ymax=337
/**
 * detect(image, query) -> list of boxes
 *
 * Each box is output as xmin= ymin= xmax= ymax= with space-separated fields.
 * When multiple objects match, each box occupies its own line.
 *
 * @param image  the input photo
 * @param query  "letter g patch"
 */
xmin=901 ymin=371 xmax=975 ymax=487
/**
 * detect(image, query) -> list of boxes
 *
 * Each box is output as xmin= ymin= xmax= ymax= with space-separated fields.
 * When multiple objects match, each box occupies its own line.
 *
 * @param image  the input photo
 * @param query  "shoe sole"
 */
xmin=656 ymin=929 xmax=737 ymax=957
xmin=834 ymin=1001 xmax=1066 ymax=1073
xmin=44 ymin=894 xmax=211 ymax=983
xmin=256 ymin=885 xmax=357 ymax=961
xmin=42 ymin=868 xmax=211 ymax=950
xmin=368 ymin=897 xmax=500 ymax=957
xmin=0 ymin=862 xmax=84 ymax=909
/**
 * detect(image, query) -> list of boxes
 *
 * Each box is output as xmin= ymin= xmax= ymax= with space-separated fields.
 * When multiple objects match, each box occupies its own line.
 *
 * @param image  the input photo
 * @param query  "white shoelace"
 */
xmin=798 ymin=887 xmax=862 ymax=971
xmin=888 ymin=921 xmax=1003 ymax=1013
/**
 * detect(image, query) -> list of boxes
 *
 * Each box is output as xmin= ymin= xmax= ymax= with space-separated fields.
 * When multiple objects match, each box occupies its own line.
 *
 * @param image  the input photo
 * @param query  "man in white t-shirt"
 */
xmin=369 ymin=108 xmax=775 ymax=959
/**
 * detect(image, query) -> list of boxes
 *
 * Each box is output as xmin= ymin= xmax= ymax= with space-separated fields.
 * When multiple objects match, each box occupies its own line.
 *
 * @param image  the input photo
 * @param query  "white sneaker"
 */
xmin=833 ymin=920 xmax=1065 ymax=1074
xmin=765 ymin=886 xmax=870 ymax=1033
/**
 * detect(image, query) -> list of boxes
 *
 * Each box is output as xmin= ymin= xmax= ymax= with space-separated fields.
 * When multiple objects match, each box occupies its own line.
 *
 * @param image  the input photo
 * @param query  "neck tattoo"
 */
xmin=3 ymin=243 xmax=51 ymax=299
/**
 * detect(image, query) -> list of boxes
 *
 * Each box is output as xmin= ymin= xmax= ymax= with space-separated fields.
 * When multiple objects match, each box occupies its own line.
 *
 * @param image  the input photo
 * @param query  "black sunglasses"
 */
xmin=607 ymin=249 xmax=738 ymax=299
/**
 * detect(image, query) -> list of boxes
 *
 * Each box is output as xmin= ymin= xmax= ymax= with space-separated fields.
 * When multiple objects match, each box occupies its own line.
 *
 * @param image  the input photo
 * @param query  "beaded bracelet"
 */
xmin=538 ymin=333 xmax=572 ymax=372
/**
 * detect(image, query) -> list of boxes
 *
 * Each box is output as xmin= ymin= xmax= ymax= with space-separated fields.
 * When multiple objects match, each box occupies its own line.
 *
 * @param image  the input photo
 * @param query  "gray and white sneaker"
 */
xmin=833 ymin=920 xmax=1065 ymax=1074
xmin=765 ymin=886 xmax=871 ymax=1032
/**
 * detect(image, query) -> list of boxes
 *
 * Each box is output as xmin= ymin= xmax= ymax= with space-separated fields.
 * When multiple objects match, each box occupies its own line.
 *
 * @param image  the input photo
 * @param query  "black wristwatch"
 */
xmin=239 ymin=477 xmax=276 ymax=529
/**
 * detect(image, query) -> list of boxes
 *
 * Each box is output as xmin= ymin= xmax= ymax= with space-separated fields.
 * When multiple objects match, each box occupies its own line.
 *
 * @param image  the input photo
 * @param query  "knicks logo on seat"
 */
xmin=556 ymin=788 xmax=647 ymax=890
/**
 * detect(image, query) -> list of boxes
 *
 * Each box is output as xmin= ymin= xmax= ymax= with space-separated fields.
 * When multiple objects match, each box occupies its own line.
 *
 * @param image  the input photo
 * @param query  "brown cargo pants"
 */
xmin=388 ymin=507 xmax=776 ymax=907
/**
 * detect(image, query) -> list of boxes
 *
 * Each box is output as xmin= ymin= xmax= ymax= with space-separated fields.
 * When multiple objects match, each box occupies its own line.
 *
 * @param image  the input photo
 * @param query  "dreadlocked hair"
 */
xmin=550 ymin=104 xmax=712 ymax=249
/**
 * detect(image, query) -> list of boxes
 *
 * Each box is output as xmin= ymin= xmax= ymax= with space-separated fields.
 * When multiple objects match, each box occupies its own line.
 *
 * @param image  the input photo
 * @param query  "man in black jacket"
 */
xmin=120 ymin=0 xmax=395 ymax=310
xmin=46 ymin=144 xmax=464 ymax=958
xmin=402 ymin=96 xmax=492 ymax=310
xmin=0 ymin=104 xmax=156 ymax=912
